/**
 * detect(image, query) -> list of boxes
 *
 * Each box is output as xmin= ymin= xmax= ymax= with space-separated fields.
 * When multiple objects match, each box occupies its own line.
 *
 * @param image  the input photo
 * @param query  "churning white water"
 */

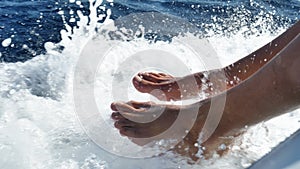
xmin=0 ymin=0 xmax=299 ymax=169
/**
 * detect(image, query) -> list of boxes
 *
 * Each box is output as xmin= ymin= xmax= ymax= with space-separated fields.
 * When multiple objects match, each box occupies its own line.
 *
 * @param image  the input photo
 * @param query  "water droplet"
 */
xmin=232 ymin=145 xmax=240 ymax=151
xmin=69 ymin=18 xmax=76 ymax=23
xmin=76 ymin=1 xmax=81 ymax=5
xmin=2 ymin=38 xmax=12 ymax=47
xmin=241 ymin=159 xmax=252 ymax=168
xmin=9 ymin=89 xmax=16 ymax=95
xmin=218 ymin=144 xmax=227 ymax=150
xmin=157 ymin=140 xmax=164 ymax=146
xmin=58 ymin=10 xmax=64 ymax=15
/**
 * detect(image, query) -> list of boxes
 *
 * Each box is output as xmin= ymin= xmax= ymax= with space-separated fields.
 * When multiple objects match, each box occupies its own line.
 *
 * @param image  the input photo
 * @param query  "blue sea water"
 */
xmin=0 ymin=0 xmax=300 ymax=169
xmin=0 ymin=0 xmax=299 ymax=62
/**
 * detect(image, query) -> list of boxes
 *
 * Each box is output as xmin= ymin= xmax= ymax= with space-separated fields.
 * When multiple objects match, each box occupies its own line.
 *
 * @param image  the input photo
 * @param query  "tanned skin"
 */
xmin=110 ymin=21 xmax=300 ymax=161
xmin=132 ymin=21 xmax=300 ymax=101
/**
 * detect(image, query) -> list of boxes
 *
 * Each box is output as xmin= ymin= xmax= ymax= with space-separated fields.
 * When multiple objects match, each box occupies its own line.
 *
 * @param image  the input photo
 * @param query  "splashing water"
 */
xmin=0 ymin=0 xmax=299 ymax=169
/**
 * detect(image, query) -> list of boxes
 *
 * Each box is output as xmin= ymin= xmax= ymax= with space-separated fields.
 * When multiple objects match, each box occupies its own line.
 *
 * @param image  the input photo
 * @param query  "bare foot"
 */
xmin=114 ymin=37 xmax=300 ymax=160
xmin=110 ymin=100 xmax=235 ymax=160
xmin=111 ymin=100 xmax=181 ymax=138
xmin=110 ymin=22 xmax=300 ymax=162
xmin=132 ymin=71 xmax=229 ymax=101
xmin=132 ymin=20 xmax=300 ymax=102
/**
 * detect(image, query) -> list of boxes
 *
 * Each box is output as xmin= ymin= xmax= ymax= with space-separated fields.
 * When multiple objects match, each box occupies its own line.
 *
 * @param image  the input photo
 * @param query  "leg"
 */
xmin=111 ymin=33 xmax=300 ymax=160
xmin=133 ymin=21 xmax=300 ymax=101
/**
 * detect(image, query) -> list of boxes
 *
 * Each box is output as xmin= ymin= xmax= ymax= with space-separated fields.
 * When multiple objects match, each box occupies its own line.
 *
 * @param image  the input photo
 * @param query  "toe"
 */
xmin=141 ymin=73 xmax=160 ymax=83
xmin=141 ymin=73 xmax=170 ymax=83
xmin=111 ymin=103 xmax=118 ymax=111
xmin=111 ymin=112 xmax=125 ymax=120
xmin=140 ymin=72 xmax=173 ymax=81
xmin=127 ymin=100 xmax=154 ymax=109
xmin=157 ymin=72 xmax=173 ymax=78
xmin=119 ymin=127 xmax=140 ymax=137
xmin=132 ymin=79 xmax=155 ymax=96
xmin=114 ymin=121 xmax=122 ymax=129
xmin=114 ymin=119 xmax=136 ymax=129
xmin=149 ymin=72 xmax=173 ymax=79
xmin=132 ymin=76 xmax=153 ymax=93
xmin=111 ymin=102 xmax=144 ymax=113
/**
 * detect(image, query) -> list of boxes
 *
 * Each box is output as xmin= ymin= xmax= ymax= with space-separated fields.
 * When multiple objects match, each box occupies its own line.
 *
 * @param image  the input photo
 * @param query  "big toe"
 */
xmin=132 ymin=75 xmax=158 ymax=93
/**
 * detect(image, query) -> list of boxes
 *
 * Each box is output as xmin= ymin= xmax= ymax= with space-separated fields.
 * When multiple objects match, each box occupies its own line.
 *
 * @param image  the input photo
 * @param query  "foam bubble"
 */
xmin=0 ymin=0 xmax=299 ymax=168
xmin=2 ymin=38 xmax=12 ymax=47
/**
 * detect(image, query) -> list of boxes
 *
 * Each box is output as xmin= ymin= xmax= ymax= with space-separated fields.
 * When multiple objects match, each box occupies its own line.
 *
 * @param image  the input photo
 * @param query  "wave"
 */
xmin=0 ymin=0 xmax=299 ymax=169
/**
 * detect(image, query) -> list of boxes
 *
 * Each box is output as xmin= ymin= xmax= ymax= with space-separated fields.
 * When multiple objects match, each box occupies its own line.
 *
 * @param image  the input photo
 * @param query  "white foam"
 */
xmin=76 ymin=1 xmax=81 ymax=6
xmin=1 ymin=38 xmax=12 ymax=47
xmin=0 ymin=0 xmax=299 ymax=168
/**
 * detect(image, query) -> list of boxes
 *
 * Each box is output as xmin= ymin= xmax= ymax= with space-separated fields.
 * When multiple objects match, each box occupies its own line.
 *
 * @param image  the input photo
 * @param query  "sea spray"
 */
xmin=0 ymin=0 xmax=299 ymax=169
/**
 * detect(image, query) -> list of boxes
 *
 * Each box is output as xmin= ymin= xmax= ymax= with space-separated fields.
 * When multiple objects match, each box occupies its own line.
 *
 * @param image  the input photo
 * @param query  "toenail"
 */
xmin=111 ymin=103 xmax=117 ymax=110
xmin=114 ymin=121 xmax=121 ymax=128
xmin=111 ymin=112 xmax=119 ymax=116
xmin=111 ymin=115 xmax=119 ymax=120
xmin=135 ymin=75 xmax=142 ymax=82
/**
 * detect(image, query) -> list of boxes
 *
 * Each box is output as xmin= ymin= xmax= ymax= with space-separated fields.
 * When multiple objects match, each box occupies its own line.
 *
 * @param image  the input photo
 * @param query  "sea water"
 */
xmin=0 ymin=0 xmax=300 ymax=169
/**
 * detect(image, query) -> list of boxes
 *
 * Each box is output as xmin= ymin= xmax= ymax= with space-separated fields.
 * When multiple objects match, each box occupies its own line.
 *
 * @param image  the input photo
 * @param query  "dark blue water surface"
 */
xmin=0 ymin=0 xmax=299 ymax=63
